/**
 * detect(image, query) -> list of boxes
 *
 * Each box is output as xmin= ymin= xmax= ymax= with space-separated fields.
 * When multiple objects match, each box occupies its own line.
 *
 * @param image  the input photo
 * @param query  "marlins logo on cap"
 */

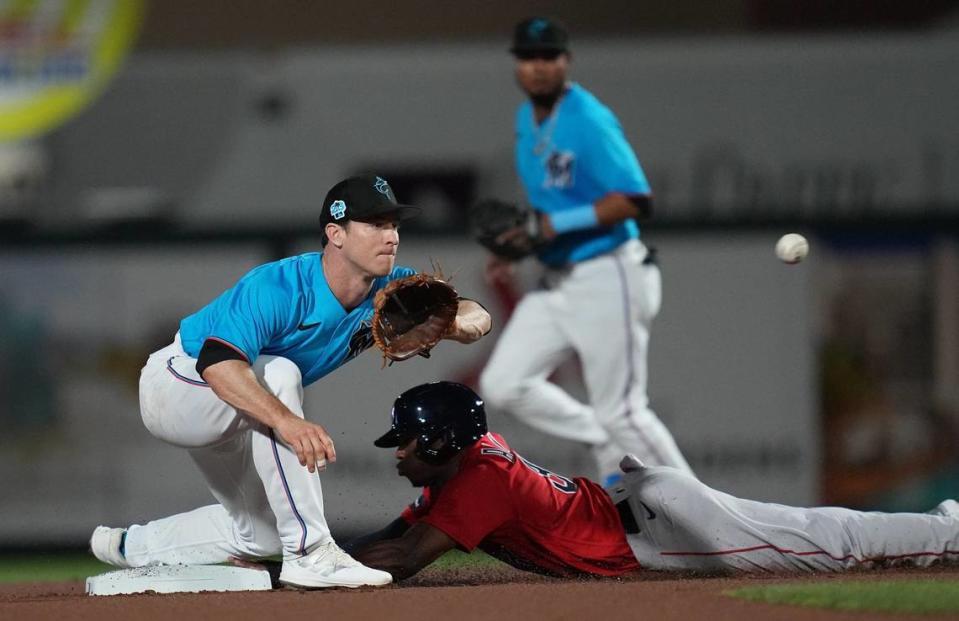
xmin=330 ymin=199 xmax=347 ymax=220
xmin=319 ymin=173 xmax=421 ymax=233
xmin=510 ymin=17 xmax=569 ymax=55
xmin=526 ymin=18 xmax=549 ymax=39
xmin=374 ymin=176 xmax=394 ymax=200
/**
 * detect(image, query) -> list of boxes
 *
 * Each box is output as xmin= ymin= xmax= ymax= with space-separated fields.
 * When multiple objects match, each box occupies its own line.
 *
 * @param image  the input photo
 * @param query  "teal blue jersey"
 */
xmin=515 ymin=83 xmax=651 ymax=267
xmin=179 ymin=253 xmax=415 ymax=386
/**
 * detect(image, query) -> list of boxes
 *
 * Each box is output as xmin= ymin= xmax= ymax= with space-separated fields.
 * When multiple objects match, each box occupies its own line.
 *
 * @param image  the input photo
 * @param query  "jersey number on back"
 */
xmin=481 ymin=447 xmax=578 ymax=494
xmin=520 ymin=456 xmax=578 ymax=494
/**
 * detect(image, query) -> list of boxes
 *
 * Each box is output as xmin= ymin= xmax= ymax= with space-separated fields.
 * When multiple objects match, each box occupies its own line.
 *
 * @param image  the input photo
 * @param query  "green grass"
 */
xmin=422 ymin=549 xmax=504 ymax=570
xmin=0 ymin=553 xmax=111 ymax=583
xmin=0 ymin=549 xmax=499 ymax=584
xmin=729 ymin=580 xmax=959 ymax=615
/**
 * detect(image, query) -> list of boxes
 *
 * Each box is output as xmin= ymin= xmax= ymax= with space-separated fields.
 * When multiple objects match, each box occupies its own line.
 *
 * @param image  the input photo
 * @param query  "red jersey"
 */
xmin=401 ymin=432 xmax=640 ymax=577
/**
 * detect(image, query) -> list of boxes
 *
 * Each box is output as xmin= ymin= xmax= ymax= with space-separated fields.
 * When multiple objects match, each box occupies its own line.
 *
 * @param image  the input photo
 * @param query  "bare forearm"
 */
xmin=342 ymin=518 xmax=410 ymax=556
xmin=446 ymin=299 xmax=492 ymax=344
xmin=353 ymin=539 xmax=430 ymax=581
xmin=201 ymin=360 xmax=293 ymax=428
xmin=353 ymin=522 xmax=455 ymax=581
xmin=202 ymin=359 xmax=334 ymax=471
xmin=594 ymin=192 xmax=653 ymax=226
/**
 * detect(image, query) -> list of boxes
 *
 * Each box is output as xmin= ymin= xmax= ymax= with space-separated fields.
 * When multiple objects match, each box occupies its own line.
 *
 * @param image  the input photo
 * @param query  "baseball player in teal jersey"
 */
xmin=480 ymin=18 xmax=692 ymax=487
xmin=89 ymin=174 xmax=492 ymax=589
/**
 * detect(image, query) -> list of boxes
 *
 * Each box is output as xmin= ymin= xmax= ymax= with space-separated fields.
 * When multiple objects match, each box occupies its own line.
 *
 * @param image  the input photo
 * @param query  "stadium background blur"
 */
xmin=1 ymin=0 xmax=957 ymax=550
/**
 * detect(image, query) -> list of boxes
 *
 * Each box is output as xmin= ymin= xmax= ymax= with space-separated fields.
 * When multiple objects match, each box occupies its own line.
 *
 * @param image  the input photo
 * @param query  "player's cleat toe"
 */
xmin=279 ymin=540 xmax=392 ymax=589
xmin=90 ymin=526 xmax=132 ymax=568
xmin=928 ymin=499 xmax=959 ymax=518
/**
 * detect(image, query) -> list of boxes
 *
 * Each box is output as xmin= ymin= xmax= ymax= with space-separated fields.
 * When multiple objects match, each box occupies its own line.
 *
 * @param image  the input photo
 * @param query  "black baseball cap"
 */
xmin=510 ymin=17 xmax=569 ymax=55
xmin=319 ymin=174 xmax=421 ymax=228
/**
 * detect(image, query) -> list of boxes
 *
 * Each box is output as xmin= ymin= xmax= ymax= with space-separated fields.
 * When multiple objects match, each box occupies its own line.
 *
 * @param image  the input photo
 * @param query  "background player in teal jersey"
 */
xmin=89 ymin=174 xmax=491 ymax=590
xmin=480 ymin=18 xmax=693 ymax=487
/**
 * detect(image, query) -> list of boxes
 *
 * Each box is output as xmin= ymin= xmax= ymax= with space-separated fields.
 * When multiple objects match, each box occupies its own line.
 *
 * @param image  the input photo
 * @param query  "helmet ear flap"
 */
xmin=414 ymin=427 xmax=457 ymax=465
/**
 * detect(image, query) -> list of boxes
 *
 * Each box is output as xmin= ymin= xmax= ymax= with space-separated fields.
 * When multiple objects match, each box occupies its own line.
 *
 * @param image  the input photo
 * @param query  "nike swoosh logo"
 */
xmin=297 ymin=322 xmax=321 ymax=331
xmin=640 ymin=501 xmax=656 ymax=520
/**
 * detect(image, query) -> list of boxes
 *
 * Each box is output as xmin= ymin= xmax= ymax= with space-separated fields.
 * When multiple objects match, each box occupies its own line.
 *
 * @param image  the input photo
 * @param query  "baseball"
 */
xmin=775 ymin=233 xmax=809 ymax=264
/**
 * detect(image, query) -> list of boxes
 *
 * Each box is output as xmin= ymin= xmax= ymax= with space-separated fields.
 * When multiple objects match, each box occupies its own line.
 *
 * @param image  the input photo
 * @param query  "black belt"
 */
xmin=615 ymin=499 xmax=641 ymax=535
xmin=642 ymin=246 xmax=658 ymax=266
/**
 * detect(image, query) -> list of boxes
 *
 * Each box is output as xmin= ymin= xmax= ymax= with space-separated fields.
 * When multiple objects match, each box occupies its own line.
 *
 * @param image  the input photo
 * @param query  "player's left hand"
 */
xmin=371 ymin=273 xmax=460 ymax=363
xmin=444 ymin=299 xmax=491 ymax=344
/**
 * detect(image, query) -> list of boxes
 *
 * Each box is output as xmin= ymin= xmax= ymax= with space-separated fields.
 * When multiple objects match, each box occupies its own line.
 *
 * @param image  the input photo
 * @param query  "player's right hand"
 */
xmin=275 ymin=416 xmax=336 ymax=473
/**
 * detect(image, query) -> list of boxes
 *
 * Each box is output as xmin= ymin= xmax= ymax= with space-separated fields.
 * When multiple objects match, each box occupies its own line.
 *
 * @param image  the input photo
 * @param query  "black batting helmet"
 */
xmin=373 ymin=382 xmax=487 ymax=465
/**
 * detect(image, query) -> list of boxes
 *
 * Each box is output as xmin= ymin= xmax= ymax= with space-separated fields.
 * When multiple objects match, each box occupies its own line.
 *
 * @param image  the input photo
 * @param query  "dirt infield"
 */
xmin=4 ymin=565 xmax=959 ymax=621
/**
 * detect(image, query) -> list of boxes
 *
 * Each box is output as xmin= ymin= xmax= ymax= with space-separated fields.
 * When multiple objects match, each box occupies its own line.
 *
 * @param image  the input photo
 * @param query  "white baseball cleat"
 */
xmin=279 ymin=540 xmax=392 ymax=589
xmin=90 ymin=526 xmax=132 ymax=568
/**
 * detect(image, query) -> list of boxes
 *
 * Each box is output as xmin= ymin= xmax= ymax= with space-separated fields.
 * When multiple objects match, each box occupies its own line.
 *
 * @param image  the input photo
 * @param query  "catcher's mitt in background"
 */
xmin=469 ymin=198 xmax=542 ymax=260
xmin=372 ymin=273 xmax=460 ymax=364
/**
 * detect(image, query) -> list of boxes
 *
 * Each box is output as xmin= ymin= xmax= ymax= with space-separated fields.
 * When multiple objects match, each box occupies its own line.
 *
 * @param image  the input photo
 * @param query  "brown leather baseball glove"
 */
xmin=371 ymin=273 xmax=460 ymax=364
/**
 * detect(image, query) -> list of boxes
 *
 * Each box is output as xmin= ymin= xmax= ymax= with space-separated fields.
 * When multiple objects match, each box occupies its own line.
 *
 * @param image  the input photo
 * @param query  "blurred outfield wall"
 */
xmin=29 ymin=30 xmax=959 ymax=229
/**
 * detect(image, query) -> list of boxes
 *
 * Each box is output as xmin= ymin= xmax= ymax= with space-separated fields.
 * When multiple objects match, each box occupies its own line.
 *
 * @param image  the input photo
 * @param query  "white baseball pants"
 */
xmin=123 ymin=334 xmax=331 ymax=566
xmin=480 ymin=240 xmax=692 ymax=483
xmin=617 ymin=463 xmax=959 ymax=572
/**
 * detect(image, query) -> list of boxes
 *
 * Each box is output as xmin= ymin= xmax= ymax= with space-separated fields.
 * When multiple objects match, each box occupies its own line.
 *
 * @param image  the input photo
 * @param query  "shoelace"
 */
xmin=330 ymin=546 xmax=360 ymax=569
xmin=302 ymin=542 xmax=359 ymax=570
